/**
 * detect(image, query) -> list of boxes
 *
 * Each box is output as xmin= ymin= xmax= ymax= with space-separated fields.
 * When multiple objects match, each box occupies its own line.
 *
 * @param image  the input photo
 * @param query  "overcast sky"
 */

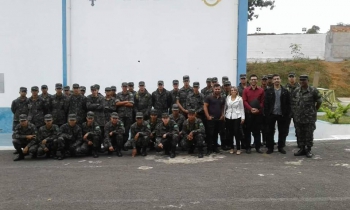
xmin=248 ymin=0 xmax=350 ymax=34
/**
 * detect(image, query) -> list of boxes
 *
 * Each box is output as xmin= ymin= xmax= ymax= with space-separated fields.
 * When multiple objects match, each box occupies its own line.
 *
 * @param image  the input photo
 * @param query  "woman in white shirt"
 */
xmin=224 ymin=86 xmax=245 ymax=155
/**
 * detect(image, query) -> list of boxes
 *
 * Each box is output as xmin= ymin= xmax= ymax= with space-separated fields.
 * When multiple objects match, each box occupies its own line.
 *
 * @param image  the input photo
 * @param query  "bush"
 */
xmin=323 ymin=103 xmax=350 ymax=124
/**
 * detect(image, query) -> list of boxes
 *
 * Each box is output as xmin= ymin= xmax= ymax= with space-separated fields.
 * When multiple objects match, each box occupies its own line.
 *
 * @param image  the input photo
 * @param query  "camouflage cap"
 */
xmin=158 ymin=80 xmax=164 ymax=85
xmin=136 ymin=112 xmax=143 ymax=118
xmin=55 ymin=83 xmax=63 ymax=89
xmin=94 ymin=84 xmax=100 ymax=90
xmin=150 ymin=109 xmax=158 ymax=115
xmin=193 ymin=82 xmax=200 ymax=87
xmin=128 ymin=82 xmax=134 ymax=87
xmin=261 ymin=75 xmax=268 ymax=80
xmin=64 ymin=86 xmax=70 ymax=91
xmin=162 ymin=113 xmax=169 ymax=118
xmin=31 ymin=86 xmax=39 ymax=91
xmin=173 ymin=80 xmax=179 ymax=85
xmin=288 ymin=72 xmax=296 ymax=77
xmin=239 ymin=74 xmax=246 ymax=79
xmin=299 ymin=75 xmax=309 ymax=80
xmin=222 ymin=76 xmax=229 ymax=82
xmin=72 ymin=83 xmax=80 ymax=88
xmin=224 ymin=81 xmax=231 ymax=86
xmin=19 ymin=114 xmax=28 ymax=121
xmin=68 ymin=114 xmax=77 ymax=120
xmin=187 ymin=109 xmax=196 ymax=114
xmin=267 ymin=74 xmax=274 ymax=79
xmin=105 ymin=87 xmax=111 ymax=91
xmin=19 ymin=87 xmax=27 ymax=92
xmin=172 ymin=104 xmax=179 ymax=111
xmin=90 ymin=85 xmax=97 ymax=90
xmin=87 ymin=111 xmax=94 ymax=119
xmin=183 ymin=75 xmax=190 ymax=81
xmin=44 ymin=114 xmax=53 ymax=121
xmin=41 ymin=85 xmax=48 ymax=89
xmin=206 ymin=78 xmax=212 ymax=82
xmin=111 ymin=86 xmax=116 ymax=91
xmin=111 ymin=112 xmax=119 ymax=119
xmin=122 ymin=82 xmax=128 ymax=87
xmin=212 ymin=77 xmax=218 ymax=82
xmin=139 ymin=81 xmax=145 ymax=86
xmin=80 ymin=86 xmax=86 ymax=91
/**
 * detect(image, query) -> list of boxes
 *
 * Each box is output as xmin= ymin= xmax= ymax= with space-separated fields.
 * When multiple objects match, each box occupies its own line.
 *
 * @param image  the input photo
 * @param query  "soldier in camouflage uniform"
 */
xmin=64 ymin=86 xmax=71 ymax=97
xmin=170 ymin=104 xmax=186 ymax=150
xmin=260 ymin=76 xmax=269 ymax=146
xmin=292 ymin=75 xmax=322 ymax=158
xmin=152 ymin=80 xmax=172 ymax=118
xmin=146 ymin=109 xmax=162 ymax=150
xmin=66 ymin=83 xmax=87 ymax=125
xmin=36 ymin=114 xmax=59 ymax=158
xmin=128 ymin=82 xmax=137 ymax=123
xmin=115 ymin=82 xmax=134 ymax=150
xmin=267 ymin=74 xmax=274 ymax=89
xmin=155 ymin=113 xmax=179 ymax=158
xmin=80 ymin=86 xmax=86 ymax=96
xmin=181 ymin=110 xmax=206 ymax=158
xmin=201 ymin=78 xmax=212 ymax=97
xmin=130 ymin=112 xmax=151 ymax=157
xmin=56 ymin=114 xmax=83 ymax=160
xmin=111 ymin=86 xmax=117 ymax=98
xmin=104 ymin=112 xmax=125 ymax=157
xmin=86 ymin=85 xmax=105 ymax=126
xmin=237 ymin=74 xmax=250 ymax=97
xmin=80 ymin=111 xmax=101 ymax=158
xmin=104 ymin=87 xmax=116 ymax=140
xmin=50 ymin=83 xmax=68 ymax=127
xmin=177 ymin=75 xmax=193 ymax=117
xmin=169 ymin=80 xmax=180 ymax=113
xmin=221 ymin=76 xmax=229 ymax=95
xmin=28 ymin=86 xmax=46 ymax=129
xmin=260 ymin=75 xmax=269 ymax=91
xmin=12 ymin=114 xmax=38 ymax=161
xmin=40 ymin=85 xmax=52 ymax=115
xmin=134 ymin=81 xmax=152 ymax=120
xmin=11 ymin=87 xmax=29 ymax=131
xmin=186 ymin=82 xmax=205 ymax=120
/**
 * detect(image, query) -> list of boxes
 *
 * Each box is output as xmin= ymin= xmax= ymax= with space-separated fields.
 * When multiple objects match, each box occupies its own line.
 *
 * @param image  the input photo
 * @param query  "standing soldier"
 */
xmin=238 ymin=74 xmax=250 ymax=96
xmin=104 ymin=87 xmax=116 ymax=139
xmin=104 ymin=112 xmax=125 ymax=157
xmin=56 ymin=114 xmax=83 ymax=160
xmin=36 ymin=114 xmax=59 ymax=158
xmin=86 ymin=85 xmax=105 ymax=127
xmin=28 ymin=86 xmax=46 ymax=129
xmin=115 ymin=82 xmax=134 ymax=150
xmin=267 ymin=74 xmax=274 ymax=88
xmin=186 ymin=82 xmax=205 ymax=120
xmin=260 ymin=75 xmax=269 ymax=146
xmin=152 ymin=80 xmax=172 ymax=118
xmin=182 ymin=110 xmax=206 ymax=158
xmin=201 ymin=78 xmax=212 ymax=97
xmin=221 ymin=76 xmax=229 ymax=95
xmin=134 ymin=81 xmax=152 ymax=120
xmin=64 ymin=86 xmax=71 ymax=97
xmin=264 ymin=74 xmax=291 ymax=154
xmin=67 ymin=83 xmax=87 ymax=125
xmin=260 ymin=75 xmax=269 ymax=90
xmin=128 ymin=82 xmax=137 ymax=123
xmin=80 ymin=111 xmax=101 ymax=158
xmin=223 ymin=81 xmax=231 ymax=96
xmin=111 ymin=86 xmax=117 ymax=98
xmin=40 ymin=85 xmax=52 ymax=115
xmin=177 ymin=75 xmax=193 ymax=116
xmin=50 ymin=83 xmax=68 ymax=127
xmin=155 ymin=113 xmax=179 ymax=158
xmin=292 ymin=75 xmax=322 ymax=158
xmin=146 ymin=109 xmax=161 ymax=150
xmin=130 ymin=112 xmax=151 ymax=157
xmin=80 ymin=86 xmax=86 ymax=96
xmin=169 ymin=80 xmax=180 ymax=113
xmin=12 ymin=114 xmax=38 ymax=161
xmin=11 ymin=87 xmax=29 ymax=131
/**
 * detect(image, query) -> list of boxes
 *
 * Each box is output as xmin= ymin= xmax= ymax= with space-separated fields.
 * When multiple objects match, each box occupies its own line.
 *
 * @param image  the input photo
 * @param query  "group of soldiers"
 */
xmin=11 ymin=73 xmax=322 ymax=161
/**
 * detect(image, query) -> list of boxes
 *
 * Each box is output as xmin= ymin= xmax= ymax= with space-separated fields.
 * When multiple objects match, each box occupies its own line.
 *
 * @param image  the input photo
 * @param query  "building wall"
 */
xmin=247 ymin=34 xmax=327 ymax=62
xmin=325 ymin=26 xmax=350 ymax=61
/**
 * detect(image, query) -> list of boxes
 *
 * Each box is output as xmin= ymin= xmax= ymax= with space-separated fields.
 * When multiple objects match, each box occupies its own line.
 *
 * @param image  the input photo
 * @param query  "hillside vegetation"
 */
xmin=247 ymin=59 xmax=350 ymax=97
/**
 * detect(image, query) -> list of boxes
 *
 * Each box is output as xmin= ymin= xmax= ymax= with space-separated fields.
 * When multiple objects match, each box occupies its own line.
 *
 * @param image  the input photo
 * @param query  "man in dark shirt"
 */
xmin=243 ymin=74 xmax=265 ymax=154
xmin=203 ymin=84 xmax=225 ymax=155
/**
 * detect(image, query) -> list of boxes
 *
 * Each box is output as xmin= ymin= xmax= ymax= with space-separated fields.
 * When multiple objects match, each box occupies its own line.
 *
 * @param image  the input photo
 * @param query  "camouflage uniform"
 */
xmin=145 ymin=117 xmax=162 ymax=147
xmin=11 ymin=96 xmax=29 ymax=131
xmin=186 ymin=92 xmax=205 ymax=117
xmin=130 ymin=121 xmax=151 ymax=152
xmin=50 ymin=93 xmax=68 ymax=126
xmin=28 ymin=96 xmax=46 ymax=129
xmin=37 ymin=124 xmax=59 ymax=156
xmin=134 ymin=90 xmax=152 ymax=120
xmin=237 ymin=82 xmax=250 ymax=97
xmin=80 ymin=121 xmax=101 ymax=155
xmin=67 ymin=94 xmax=87 ymax=125
xmin=151 ymin=87 xmax=172 ymax=117
xmin=292 ymin=85 xmax=322 ymax=148
xmin=104 ymin=120 xmax=125 ymax=153
xmin=181 ymin=118 xmax=205 ymax=155
xmin=115 ymin=91 xmax=134 ymax=145
xmin=177 ymin=86 xmax=193 ymax=113
xmin=169 ymin=113 xmax=185 ymax=132
xmin=56 ymin=123 xmax=83 ymax=157
xmin=155 ymin=118 xmax=179 ymax=157
xmin=86 ymin=94 xmax=105 ymax=126
xmin=12 ymin=122 xmax=38 ymax=156
xmin=39 ymin=93 xmax=52 ymax=115
xmin=104 ymin=97 xmax=116 ymax=124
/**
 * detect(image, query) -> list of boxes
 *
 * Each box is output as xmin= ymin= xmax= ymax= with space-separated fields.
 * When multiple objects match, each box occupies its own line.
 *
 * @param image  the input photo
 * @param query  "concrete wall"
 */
xmin=325 ymin=26 xmax=350 ymax=61
xmin=247 ymin=34 xmax=327 ymax=62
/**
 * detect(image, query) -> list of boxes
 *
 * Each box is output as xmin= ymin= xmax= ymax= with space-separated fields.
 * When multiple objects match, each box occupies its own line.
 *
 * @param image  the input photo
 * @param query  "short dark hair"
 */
xmin=213 ymin=84 xmax=221 ymax=88
xmin=272 ymin=74 xmax=280 ymax=79
xmin=250 ymin=74 xmax=258 ymax=79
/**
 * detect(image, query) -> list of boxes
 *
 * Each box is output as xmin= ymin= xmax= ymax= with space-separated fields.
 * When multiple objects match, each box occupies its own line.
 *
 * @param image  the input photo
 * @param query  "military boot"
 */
xmin=57 ymin=150 xmax=65 ymax=160
xmin=13 ymin=150 xmax=24 ymax=161
xmin=116 ymin=149 xmax=123 ymax=157
xmin=198 ymin=148 xmax=203 ymax=158
xmin=294 ymin=146 xmax=306 ymax=156
xmin=141 ymin=147 xmax=147 ymax=156
xmin=93 ymin=148 xmax=99 ymax=158
xmin=305 ymin=147 xmax=313 ymax=158
xmin=170 ymin=147 xmax=176 ymax=158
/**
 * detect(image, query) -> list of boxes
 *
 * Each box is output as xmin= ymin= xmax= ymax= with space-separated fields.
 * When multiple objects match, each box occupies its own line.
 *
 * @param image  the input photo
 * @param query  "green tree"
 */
xmin=248 ymin=0 xmax=275 ymax=21
xmin=306 ymin=25 xmax=320 ymax=34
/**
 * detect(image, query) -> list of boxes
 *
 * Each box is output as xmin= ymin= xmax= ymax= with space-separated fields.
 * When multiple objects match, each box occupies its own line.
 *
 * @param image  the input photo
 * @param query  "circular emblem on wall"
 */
xmin=203 ymin=0 xmax=221 ymax=7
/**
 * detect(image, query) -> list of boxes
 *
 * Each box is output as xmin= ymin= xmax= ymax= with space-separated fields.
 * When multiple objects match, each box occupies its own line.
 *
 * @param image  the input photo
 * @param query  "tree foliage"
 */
xmin=248 ymin=0 xmax=275 ymax=21
xmin=306 ymin=25 xmax=320 ymax=34
xmin=323 ymin=103 xmax=350 ymax=124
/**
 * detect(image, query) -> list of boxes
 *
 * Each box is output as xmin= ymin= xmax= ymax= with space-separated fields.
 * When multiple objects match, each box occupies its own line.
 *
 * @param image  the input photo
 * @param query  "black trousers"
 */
xmin=225 ymin=118 xmax=243 ymax=150
xmin=244 ymin=113 xmax=262 ymax=150
xmin=267 ymin=114 xmax=290 ymax=149
xmin=207 ymin=119 xmax=223 ymax=151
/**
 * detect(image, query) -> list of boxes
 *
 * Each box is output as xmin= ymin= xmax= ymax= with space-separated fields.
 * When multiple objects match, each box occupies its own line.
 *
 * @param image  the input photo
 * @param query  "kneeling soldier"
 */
xmin=182 ymin=110 xmax=205 ymax=158
xmin=56 ymin=114 xmax=83 ymax=160
xmin=81 ymin=111 xmax=101 ymax=158
xmin=12 ymin=114 xmax=38 ymax=161
xmin=104 ymin=112 xmax=125 ymax=157
xmin=37 ymin=114 xmax=59 ymax=158
xmin=130 ymin=112 xmax=151 ymax=157
xmin=155 ymin=113 xmax=179 ymax=158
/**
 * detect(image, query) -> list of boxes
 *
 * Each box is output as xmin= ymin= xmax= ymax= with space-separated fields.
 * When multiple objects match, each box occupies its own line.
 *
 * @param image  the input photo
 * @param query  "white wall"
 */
xmin=247 ymin=34 xmax=326 ymax=62
xmin=0 ymin=0 xmax=62 ymax=107
xmin=70 ymin=0 xmax=239 ymax=90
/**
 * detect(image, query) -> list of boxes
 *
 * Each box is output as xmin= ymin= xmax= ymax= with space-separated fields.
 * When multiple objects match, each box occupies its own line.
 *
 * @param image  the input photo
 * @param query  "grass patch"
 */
xmin=317 ymin=115 xmax=350 ymax=124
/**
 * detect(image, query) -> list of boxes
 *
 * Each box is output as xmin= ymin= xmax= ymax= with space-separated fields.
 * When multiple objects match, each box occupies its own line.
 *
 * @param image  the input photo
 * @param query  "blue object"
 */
xmin=237 ymin=0 xmax=248 ymax=85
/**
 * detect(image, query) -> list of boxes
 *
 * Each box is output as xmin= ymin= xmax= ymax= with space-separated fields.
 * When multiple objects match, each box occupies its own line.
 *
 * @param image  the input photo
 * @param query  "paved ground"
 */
xmin=0 ymin=140 xmax=350 ymax=210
